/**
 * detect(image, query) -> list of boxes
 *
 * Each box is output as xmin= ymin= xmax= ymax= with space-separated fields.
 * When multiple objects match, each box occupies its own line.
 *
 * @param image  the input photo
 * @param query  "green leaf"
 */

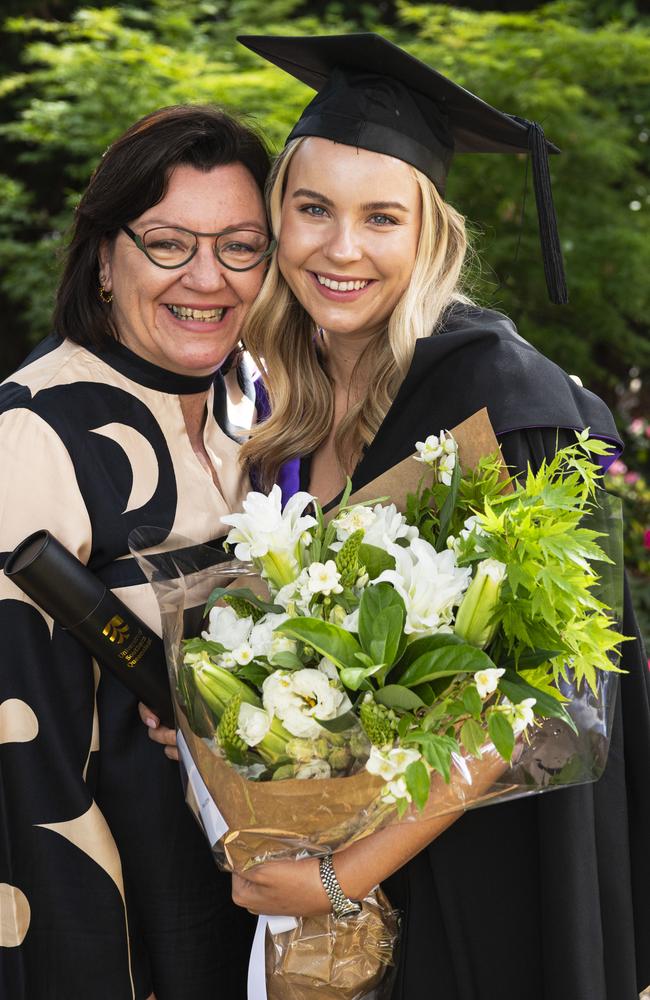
xmin=462 ymin=685 xmax=483 ymax=717
xmin=339 ymin=667 xmax=373 ymax=691
xmin=500 ymin=669 xmax=577 ymax=733
xmin=314 ymin=711 xmax=358 ymax=733
xmin=487 ymin=711 xmax=515 ymax=761
xmin=182 ymin=637 xmax=226 ymax=658
xmin=419 ymin=735 xmax=454 ymax=782
xmin=460 ymin=718 xmax=486 ymax=758
xmin=276 ymin=618 xmax=363 ymax=671
xmin=236 ymin=662 xmax=270 ymax=686
xmin=268 ymin=650 xmax=304 ymax=671
xmin=399 ymin=645 xmax=496 ymax=688
xmin=405 ymin=759 xmax=430 ymax=811
xmin=501 ymin=648 xmax=562 ymax=670
xmin=412 ymin=682 xmax=436 ymax=705
xmin=375 ymin=685 xmax=426 ymax=711
xmin=358 ymin=583 xmax=406 ymax=672
xmin=393 ymin=633 xmax=463 ymax=673
xmin=358 ymin=543 xmax=396 ymax=579
xmin=205 ymin=586 xmax=284 ymax=617
xmin=436 ymin=455 xmax=461 ymax=551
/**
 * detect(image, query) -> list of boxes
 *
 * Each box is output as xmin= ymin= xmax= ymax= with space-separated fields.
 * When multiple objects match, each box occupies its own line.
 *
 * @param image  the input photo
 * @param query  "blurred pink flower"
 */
xmin=644 ymin=529 xmax=650 ymax=551
xmin=608 ymin=459 xmax=628 ymax=477
xmin=624 ymin=472 xmax=640 ymax=484
xmin=629 ymin=418 xmax=644 ymax=435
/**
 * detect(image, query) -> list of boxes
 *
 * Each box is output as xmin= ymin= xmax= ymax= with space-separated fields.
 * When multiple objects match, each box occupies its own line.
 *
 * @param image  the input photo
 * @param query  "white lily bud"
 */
xmin=454 ymin=559 xmax=507 ymax=648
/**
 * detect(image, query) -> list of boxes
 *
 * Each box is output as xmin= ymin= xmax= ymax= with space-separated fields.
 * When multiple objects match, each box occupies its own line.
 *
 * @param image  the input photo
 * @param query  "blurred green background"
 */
xmin=0 ymin=0 xmax=648 ymax=640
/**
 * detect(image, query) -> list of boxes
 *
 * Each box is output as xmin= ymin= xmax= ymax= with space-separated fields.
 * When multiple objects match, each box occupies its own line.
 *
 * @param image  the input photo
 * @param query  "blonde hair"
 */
xmin=240 ymin=137 xmax=472 ymax=488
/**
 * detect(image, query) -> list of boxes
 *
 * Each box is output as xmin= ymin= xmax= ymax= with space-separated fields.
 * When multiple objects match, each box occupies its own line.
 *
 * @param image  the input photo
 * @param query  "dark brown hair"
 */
xmin=53 ymin=105 xmax=271 ymax=347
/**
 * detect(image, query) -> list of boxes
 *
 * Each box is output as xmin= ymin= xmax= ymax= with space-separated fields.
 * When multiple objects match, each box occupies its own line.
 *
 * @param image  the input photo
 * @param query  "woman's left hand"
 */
xmin=231 ymin=857 xmax=333 ymax=917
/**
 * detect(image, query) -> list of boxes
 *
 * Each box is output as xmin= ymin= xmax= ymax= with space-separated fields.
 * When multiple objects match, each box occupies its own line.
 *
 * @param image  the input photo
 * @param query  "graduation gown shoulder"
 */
xmin=334 ymin=306 xmax=647 ymax=1000
xmin=286 ymin=305 xmax=646 ymax=999
xmin=0 ymin=337 xmax=255 ymax=999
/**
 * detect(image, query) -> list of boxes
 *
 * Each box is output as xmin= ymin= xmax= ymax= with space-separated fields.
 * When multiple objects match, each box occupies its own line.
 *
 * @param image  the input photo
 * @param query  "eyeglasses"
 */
xmin=121 ymin=225 xmax=276 ymax=272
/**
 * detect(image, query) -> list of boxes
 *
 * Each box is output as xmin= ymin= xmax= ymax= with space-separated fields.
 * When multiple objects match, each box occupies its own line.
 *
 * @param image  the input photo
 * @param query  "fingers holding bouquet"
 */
xmin=138 ymin=701 xmax=179 ymax=760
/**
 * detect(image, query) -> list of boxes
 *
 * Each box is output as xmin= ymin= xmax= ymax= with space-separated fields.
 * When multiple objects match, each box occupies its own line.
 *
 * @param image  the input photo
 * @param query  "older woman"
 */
xmin=228 ymin=34 xmax=649 ymax=1000
xmin=0 ymin=105 xmax=271 ymax=999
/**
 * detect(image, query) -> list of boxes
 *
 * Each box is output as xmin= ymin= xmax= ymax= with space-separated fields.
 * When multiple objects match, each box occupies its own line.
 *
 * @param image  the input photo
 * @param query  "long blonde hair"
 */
xmin=240 ymin=137 xmax=472 ymax=487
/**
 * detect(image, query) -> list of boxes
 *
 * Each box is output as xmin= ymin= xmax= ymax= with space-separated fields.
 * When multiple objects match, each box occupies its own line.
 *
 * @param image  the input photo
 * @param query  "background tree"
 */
xmin=1 ymin=0 xmax=648 ymax=410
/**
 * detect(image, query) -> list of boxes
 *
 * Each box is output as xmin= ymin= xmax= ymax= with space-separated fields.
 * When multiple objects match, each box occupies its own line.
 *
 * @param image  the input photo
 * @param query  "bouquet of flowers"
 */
xmin=132 ymin=410 xmax=625 ymax=1000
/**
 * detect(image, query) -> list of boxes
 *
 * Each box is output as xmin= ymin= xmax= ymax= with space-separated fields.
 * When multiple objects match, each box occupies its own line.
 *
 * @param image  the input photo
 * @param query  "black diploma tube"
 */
xmin=4 ymin=530 xmax=175 ymax=728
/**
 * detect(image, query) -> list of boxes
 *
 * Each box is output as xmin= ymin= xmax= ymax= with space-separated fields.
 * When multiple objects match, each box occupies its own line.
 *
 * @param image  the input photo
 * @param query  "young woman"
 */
xmin=229 ymin=34 xmax=650 ymax=1000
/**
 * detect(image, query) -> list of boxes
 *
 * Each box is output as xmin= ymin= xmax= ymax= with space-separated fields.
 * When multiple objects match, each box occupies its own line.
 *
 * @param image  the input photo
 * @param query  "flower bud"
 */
xmin=454 ymin=559 xmax=507 ymax=648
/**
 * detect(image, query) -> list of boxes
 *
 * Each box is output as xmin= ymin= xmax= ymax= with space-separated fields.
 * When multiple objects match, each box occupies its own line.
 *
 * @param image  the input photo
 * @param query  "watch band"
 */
xmin=318 ymin=854 xmax=362 ymax=918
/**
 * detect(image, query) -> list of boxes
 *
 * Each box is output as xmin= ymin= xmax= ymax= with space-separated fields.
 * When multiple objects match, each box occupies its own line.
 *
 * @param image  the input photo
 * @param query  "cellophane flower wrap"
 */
xmin=131 ymin=409 xmax=626 ymax=1000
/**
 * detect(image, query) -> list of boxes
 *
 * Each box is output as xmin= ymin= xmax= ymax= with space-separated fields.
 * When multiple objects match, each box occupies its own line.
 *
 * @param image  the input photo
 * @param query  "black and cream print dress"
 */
xmin=0 ymin=337 xmax=255 ymax=999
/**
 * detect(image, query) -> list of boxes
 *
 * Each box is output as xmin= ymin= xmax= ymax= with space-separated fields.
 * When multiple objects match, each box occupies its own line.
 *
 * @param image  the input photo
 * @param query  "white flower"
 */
xmin=474 ymin=667 xmax=506 ymax=699
xmin=222 ymin=486 xmax=317 ymax=588
xmin=382 ymin=776 xmax=411 ymax=804
xmin=438 ymin=451 xmax=457 ymax=486
xmin=317 ymin=657 xmax=340 ymax=681
xmin=365 ymin=745 xmax=420 ymax=781
xmin=306 ymin=560 xmax=343 ymax=596
xmin=201 ymin=605 xmax=253 ymax=649
xmin=232 ymin=643 xmax=254 ymax=666
xmin=263 ymin=668 xmax=351 ymax=738
xmin=511 ymin=697 xmax=537 ymax=734
xmin=248 ymin=612 xmax=292 ymax=659
xmin=218 ymin=651 xmax=237 ymax=670
xmin=386 ymin=747 xmax=421 ymax=772
xmin=333 ymin=505 xmax=375 ymax=541
xmin=223 ymin=485 xmax=317 ymax=560
xmin=341 ymin=608 xmax=360 ymax=633
xmin=236 ymin=703 xmax=272 ymax=746
xmin=478 ymin=559 xmax=507 ymax=584
xmin=414 ymin=434 xmax=444 ymax=465
xmin=295 ymin=759 xmax=332 ymax=780
xmin=363 ymin=503 xmax=419 ymax=549
xmin=377 ymin=538 xmax=471 ymax=634
xmin=366 ymin=746 xmax=400 ymax=780
xmin=414 ymin=430 xmax=458 ymax=474
xmin=262 ymin=670 xmax=300 ymax=716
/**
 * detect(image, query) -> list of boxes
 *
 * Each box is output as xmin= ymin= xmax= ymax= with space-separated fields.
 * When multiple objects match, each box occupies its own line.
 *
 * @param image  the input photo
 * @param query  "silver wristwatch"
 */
xmin=318 ymin=854 xmax=362 ymax=918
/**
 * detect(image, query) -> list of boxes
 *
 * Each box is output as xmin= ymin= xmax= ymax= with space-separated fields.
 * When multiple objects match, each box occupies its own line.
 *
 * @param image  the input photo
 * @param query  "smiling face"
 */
xmin=99 ymin=163 xmax=267 ymax=376
xmin=277 ymin=138 xmax=422 ymax=342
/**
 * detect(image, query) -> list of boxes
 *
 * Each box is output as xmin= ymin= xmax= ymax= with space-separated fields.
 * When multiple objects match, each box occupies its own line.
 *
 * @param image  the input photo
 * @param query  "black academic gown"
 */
xmin=0 ymin=337 xmax=255 ymax=1000
xmin=307 ymin=305 xmax=649 ymax=1000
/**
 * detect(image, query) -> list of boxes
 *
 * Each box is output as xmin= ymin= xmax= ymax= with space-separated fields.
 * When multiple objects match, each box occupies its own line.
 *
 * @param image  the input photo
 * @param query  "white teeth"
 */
xmin=316 ymin=275 xmax=369 ymax=291
xmin=168 ymin=304 xmax=225 ymax=321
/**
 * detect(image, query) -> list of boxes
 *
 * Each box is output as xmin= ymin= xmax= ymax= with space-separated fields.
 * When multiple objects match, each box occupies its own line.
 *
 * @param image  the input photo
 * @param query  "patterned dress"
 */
xmin=0 ymin=337 xmax=255 ymax=999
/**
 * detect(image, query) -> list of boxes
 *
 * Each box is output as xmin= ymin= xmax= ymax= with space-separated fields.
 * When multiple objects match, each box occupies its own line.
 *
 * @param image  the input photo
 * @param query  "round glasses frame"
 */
xmin=121 ymin=224 xmax=276 ymax=272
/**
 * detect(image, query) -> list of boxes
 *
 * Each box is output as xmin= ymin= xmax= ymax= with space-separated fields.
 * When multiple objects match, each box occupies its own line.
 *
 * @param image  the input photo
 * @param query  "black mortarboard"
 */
xmin=238 ymin=33 xmax=568 ymax=304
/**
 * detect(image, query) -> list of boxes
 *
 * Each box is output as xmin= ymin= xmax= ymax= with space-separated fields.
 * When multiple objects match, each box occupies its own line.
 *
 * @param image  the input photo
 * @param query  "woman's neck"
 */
xmin=180 ymin=391 xmax=210 ymax=449
xmin=320 ymin=328 xmax=376 ymax=396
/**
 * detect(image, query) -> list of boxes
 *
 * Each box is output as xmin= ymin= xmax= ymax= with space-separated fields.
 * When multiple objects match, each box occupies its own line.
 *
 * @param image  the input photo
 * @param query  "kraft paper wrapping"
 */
xmin=265 ymin=889 xmax=400 ymax=1000
xmin=177 ymin=708 xmax=389 ymax=871
xmin=326 ymin=407 xmax=510 ymax=521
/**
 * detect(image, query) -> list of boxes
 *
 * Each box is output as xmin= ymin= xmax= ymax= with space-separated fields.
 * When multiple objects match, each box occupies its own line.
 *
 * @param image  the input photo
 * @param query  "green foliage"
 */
xmin=216 ymin=693 xmax=249 ymax=764
xmin=0 ymin=0 xmax=648 ymax=399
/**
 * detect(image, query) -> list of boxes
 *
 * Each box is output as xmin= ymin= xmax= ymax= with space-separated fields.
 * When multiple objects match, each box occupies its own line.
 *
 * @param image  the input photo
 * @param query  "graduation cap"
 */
xmin=238 ymin=32 xmax=568 ymax=304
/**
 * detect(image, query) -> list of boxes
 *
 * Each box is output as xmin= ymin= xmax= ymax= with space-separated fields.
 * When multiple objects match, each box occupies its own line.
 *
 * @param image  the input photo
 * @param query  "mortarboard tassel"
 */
xmin=518 ymin=118 xmax=568 ymax=305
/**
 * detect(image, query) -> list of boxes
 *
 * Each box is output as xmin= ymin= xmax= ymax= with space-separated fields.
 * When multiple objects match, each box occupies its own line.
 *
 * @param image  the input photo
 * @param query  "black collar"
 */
xmin=90 ymin=338 xmax=217 ymax=394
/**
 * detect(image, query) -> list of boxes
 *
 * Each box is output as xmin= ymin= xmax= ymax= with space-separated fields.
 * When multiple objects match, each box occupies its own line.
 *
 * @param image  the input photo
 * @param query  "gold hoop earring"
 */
xmin=98 ymin=284 xmax=113 ymax=304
